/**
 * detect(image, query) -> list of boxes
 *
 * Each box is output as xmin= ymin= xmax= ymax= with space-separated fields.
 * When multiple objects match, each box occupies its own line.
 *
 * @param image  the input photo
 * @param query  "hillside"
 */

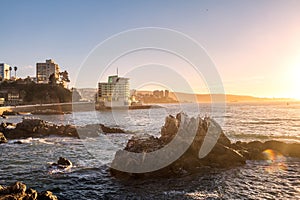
xmin=137 ymin=91 xmax=293 ymax=103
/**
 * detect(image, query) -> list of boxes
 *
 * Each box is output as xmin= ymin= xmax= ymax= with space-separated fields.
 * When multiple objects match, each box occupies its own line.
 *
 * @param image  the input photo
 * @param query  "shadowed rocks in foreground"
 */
xmin=0 ymin=119 xmax=127 ymax=140
xmin=0 ymin=182 xmax=58 ymax=200
xmin=110 ymin=113 xmax=300 ymax=178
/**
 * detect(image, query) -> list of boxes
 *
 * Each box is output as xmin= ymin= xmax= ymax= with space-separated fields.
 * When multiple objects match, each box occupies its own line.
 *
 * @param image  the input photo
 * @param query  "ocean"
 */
xmin=0 ymin=102 xmax=300 ymax=199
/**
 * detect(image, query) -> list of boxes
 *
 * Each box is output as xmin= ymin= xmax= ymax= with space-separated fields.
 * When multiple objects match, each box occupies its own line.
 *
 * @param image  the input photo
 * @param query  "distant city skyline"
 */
xmin=1 ymin=0 xmax=300 ymax=99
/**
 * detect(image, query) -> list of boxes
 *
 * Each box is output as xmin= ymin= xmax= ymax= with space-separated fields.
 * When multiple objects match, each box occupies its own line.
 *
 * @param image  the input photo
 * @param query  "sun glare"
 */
xmin=287 ymin=63 xmax=300 ymax=100
xmin=292 ymin=67 xmax=300 ymax=100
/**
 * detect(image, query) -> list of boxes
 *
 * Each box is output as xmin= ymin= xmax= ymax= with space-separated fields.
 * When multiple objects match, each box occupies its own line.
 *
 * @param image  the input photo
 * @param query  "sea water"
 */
xmin=0 ymin=102 xmax=299 ymax=199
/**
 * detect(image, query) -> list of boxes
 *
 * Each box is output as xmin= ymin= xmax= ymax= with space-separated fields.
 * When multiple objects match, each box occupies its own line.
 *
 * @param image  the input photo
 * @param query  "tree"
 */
xmin=48 ymin=73 xmax=57 ymax=85
xmin=59 ymin=70 xmax=70 ymax=86
xmin=5 ymin=69 xmax=8 ymax=80
xmin=9 ymin=67 xmax=12 ymax=79
xmin=60 ymin=70 xmax=70 ymax=82
xmin=14 ymin=66 xmax=17 ymax=78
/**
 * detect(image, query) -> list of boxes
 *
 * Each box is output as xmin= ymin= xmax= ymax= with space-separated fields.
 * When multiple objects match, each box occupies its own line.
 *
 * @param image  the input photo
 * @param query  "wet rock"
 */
xmin=110 ymin=113 xmax=246 ymax=178
xmin=2 ymin=118 xmax=127 ymax=140
xmin=111 ymin=112 xmax=300 ymax=179
xmin=38 ymin=191 xmax=58 ymax=200
xmin=63 ymin=125 xmax=78 ymax=137
xmin=2 ymin=119 xmax=80 ymax=139
xmin=0 ymin=182 xmax=56 ymax=200
xmin=235 ymin=140 xmax=300 ymax=159
xmin=99 ymin=124 xmax=125 ymax=134
xmin=76 ymin=124 xmax=127 ymax=138
xmin=26 ymin=188 xmax=38 ymax=200
xmin=2 ymin=110 xmax=20 ymax=116
xmin=51 ymin=157 xmax=73 ymax=169
xmin=57 ymin=157 xmax=72 ymax=167
xmin=0 ymin=132 xmax=7 ymax=144
xmin=0 ymin=114 xmax=7 ymax=119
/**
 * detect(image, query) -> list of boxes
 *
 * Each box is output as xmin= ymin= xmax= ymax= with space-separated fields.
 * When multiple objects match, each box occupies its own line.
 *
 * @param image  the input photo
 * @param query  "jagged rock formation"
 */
xmin=110 ymin=113 xmax=300 ymax=178
xmin=0 ymin=181 xmax=58 ymax=200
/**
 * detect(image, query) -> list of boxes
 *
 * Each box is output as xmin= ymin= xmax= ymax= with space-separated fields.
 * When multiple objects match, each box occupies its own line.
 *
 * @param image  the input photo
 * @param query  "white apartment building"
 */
xmin=97 ymin=75 xmax=130 ymax=107
xmin=36 ymin=59 xmax=60 ymax=84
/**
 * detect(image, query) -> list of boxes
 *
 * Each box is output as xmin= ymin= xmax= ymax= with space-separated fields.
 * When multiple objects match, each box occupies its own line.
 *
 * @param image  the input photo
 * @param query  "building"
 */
xmin=97 ymin=75 xmax=130 ymax=107
xmin=165 ymin=90 xmax=169 ymax=98
xmin=0 ymin=63 xmax=11 ymax=81
xmin=36 ymin=59 xmax=60 ymax=84
xmin=0 ymin=89 xmax=21 ymax=106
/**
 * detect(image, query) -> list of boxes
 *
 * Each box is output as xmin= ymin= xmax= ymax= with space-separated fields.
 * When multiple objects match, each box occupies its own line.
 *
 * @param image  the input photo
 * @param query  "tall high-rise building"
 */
xmin=0 ymin=63 xmax=11 ymax=81
xmin=36 ymin=59 xmax=60 ymax=84
xmin=97 ymin=75 xmax=130 ymax=107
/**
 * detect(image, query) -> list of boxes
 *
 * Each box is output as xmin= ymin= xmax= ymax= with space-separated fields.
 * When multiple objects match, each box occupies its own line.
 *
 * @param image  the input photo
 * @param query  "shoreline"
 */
xmin=0 ymin=102 xmax=95 ymax=115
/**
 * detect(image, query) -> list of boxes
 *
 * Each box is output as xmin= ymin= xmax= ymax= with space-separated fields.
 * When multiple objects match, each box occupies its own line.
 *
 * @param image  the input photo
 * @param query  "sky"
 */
xmin=1 ymin=0 xmax=300 ymax=99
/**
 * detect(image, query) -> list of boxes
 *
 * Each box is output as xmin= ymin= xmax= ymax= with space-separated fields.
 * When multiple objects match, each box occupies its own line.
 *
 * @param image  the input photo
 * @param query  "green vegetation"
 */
xmin=0 ymin=80 xmax=80 ymax=104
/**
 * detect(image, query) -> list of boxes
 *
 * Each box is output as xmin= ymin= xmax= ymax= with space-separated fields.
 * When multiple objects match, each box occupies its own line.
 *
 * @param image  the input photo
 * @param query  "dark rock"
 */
xmin=110 ymin=113 xmax=246 ymax=178
xmin=2 ymin=110 xmax=19 ymax=116
xmin=1 ymin=118 xmax=128 ymax=140
xmin=99 ymin=124 xmax=125 ymax=134
xmin=110 ymin=112 xmax=300 ymax=179
xmin=57 ymin=157 xmax=72 ymax=167
xmin=0 ymin=132 xmax=7 ymax=144
xmin=25 ymin=188 xmax=38 ymax=200
xmin=63 ymin=125 xmax=78 ymax=137
xmin=0 ymin=182 xmax=55 ymax=200
xmin=76 ymin=124 xmax=128 ymax=138
xmin=0 ymin=114 xmax=7 ymax=119
xmin=233 ymin=140 xmax=300 ymax=160
xmin=2 ymin=118 xmax=79 ymax=139
xmin=51 ymin=157 xmax=73 ymax=169
xmin=38 ymin=191 xmax=58 ymax=200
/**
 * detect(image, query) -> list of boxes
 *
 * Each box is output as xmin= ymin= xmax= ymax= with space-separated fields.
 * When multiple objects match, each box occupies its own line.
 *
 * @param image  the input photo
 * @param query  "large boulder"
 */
xmin=110 ymin=113 xmax=246 ymax=178
xmin=50 ymin=157 xmax=73 ymax=170
xmin=110 ymin=112 xmax=300 ymax=179
xmin=57 ymin=157 xmax=72 ymax=167
xmin=3 ymin=119 xmax=79 ymax=139
xmin=2 ymin=119 xmax=127 ymax=140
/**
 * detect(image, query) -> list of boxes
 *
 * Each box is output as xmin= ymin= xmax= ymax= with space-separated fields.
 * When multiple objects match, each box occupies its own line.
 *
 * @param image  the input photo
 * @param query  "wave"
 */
xmin=7 ymin=137 xmax=56 ymax=145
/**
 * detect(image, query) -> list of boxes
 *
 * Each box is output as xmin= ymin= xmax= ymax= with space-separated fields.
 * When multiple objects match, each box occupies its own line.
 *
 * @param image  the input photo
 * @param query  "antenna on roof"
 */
xmin=117 ymin=67 xmax=119 ymax=76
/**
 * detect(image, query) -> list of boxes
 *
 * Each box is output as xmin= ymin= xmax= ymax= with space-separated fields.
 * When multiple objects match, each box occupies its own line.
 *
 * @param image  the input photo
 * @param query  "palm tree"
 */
xmin=5 ymin=69 xmax=8 ymax=80
xmin=14 ymin=66 xmax=17 ymax=78
xmin=9 ymin=66 xmax=12 ymax=79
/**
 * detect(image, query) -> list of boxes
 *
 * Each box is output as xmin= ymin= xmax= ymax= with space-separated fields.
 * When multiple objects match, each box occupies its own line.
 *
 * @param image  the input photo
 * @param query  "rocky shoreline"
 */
xmin=0 ymin=181 xmax=58 ymax=200
xmin=110 ymin=112 xmax=300 ymax=178
xmin=0 ymin=118 xmax=127 ymax=142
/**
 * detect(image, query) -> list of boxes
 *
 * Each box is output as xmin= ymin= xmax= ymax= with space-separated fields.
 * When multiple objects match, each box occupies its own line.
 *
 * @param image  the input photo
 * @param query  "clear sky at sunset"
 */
xmin=1 ymin=0 xmax=300 ymax=99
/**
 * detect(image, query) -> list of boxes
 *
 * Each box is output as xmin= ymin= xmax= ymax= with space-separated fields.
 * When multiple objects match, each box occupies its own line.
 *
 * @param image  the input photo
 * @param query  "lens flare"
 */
xmin=262 ymin=149 xmax=287 ymax=173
